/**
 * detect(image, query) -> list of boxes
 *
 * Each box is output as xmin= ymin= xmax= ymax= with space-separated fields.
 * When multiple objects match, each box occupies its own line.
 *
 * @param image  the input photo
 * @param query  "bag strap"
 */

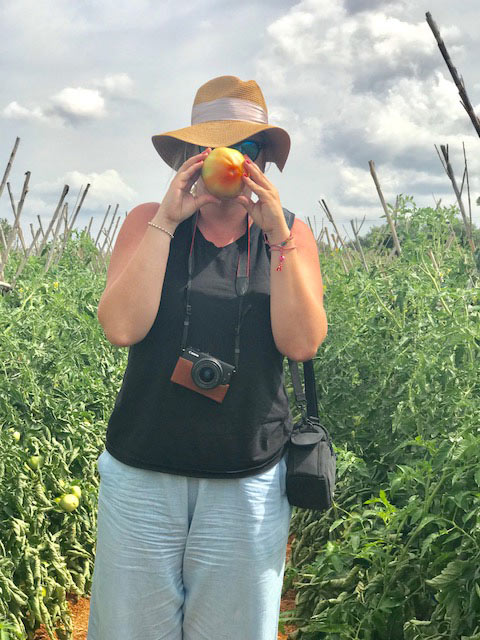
xmin=303 ymin=359 xmax=319 ymax=418
xmin=288 ymin=359 xmax=306 ymax=410
xmin=288 ymin=359 xmax=319 ymax=419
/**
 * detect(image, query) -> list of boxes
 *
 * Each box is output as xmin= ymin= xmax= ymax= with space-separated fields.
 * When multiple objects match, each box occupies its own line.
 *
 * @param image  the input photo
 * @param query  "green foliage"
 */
xmin=0 ymin=231 xmax=126 ymax=639
xmin=0 ymin=218 xmax=12 ymax=241
xmin=285 ymin=202 xmax=480 ymax=639
xmin=1 ymin=206 xmax=480 ymax=639
xmin=358 ymin=195 xmax=480 ymax=255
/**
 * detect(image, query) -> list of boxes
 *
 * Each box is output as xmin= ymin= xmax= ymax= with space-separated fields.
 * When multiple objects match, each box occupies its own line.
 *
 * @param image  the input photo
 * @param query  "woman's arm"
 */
xmin=269 ymin=217 xmax=327 ymax=361
xmin=97 ymin=149 xmax=220 ymax=347
xmin=238 ymin=159 xmax=327 ymax=361
xmin=97 ymin=202 xmax=175 ymax=346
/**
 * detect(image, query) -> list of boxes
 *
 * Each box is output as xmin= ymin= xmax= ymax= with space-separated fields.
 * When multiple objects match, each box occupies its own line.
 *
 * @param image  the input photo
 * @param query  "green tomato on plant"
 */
xmin=27 ymin=455 xmax=44 ymax=471
xmin=69 ymin=485 xmax=82 ymax=500
xmin=55 ymin=493 xmax=80 ymax=512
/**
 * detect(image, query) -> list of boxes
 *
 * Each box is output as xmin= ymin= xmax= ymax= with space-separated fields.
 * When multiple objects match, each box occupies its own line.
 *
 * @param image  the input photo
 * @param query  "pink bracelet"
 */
xmin=264 ymin=232 xmax=294 ymax=248
xmin=269 ymin=245 xmax=297 ymax=271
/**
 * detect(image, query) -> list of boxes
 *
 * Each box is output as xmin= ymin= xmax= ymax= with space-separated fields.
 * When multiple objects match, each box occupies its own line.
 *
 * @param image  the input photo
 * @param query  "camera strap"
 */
xmin=180 ymin=212 xmax=251 ymax=370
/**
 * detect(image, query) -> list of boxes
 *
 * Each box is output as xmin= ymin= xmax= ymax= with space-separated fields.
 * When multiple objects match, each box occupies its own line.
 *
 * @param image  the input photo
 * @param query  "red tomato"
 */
xmin=201 ymin=147 xmax=245 ymax=199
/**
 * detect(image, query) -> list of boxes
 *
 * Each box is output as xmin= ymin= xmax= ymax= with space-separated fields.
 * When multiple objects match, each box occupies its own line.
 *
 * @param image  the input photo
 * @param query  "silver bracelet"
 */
xmin=147 ymin=221 xmax=175 ymax=239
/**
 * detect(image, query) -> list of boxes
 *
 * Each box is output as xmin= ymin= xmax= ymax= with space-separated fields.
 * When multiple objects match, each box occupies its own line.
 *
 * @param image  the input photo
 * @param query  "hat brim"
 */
xmin=152 ymin=121 xmax=291 ymax=172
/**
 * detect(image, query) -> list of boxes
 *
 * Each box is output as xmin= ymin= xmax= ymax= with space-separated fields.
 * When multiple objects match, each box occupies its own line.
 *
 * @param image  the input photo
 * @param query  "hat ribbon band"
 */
xmin=191 ymin=98 xmax=268 ymax=125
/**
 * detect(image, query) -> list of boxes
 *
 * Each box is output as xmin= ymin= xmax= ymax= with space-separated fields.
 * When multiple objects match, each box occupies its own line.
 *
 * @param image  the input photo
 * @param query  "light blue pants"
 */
xmin=87 ymin=448 xmax=292 ymax=640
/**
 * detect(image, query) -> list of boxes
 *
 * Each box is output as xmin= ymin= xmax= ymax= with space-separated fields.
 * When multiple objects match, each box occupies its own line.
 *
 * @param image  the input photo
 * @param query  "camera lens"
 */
xmin=199 ymin=367 xmax=215 ymax=383
xmin=191 ymin=358 xmax=222 ymax=389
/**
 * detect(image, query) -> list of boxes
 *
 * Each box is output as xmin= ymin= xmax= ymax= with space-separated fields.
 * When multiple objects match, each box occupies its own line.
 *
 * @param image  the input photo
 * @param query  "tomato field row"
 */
xmin=282 ymin=203 xmax=480 ymax=639
xmin=0 ymin=233 xmax=125 ymax=639
xmin=1 ymin=202 xmax=480 ymax=639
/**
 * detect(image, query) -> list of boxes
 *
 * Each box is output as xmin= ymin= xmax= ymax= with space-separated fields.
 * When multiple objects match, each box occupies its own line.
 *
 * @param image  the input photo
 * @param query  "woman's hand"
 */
xmin=235 ymin=156 xmax=291 ymax=245
xmin=153 ymin=149 xmax=221 ymax=231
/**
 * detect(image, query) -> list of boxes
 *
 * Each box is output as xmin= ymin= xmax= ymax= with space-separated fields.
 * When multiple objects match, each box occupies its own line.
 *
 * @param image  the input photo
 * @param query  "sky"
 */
xmin=1 ymin=0 xmax=480 ymax=247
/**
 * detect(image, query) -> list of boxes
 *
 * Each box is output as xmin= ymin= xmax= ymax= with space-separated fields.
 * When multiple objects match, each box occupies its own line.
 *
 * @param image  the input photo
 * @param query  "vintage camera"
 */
xmin=170 ymin=347 xmax=236 ymax=403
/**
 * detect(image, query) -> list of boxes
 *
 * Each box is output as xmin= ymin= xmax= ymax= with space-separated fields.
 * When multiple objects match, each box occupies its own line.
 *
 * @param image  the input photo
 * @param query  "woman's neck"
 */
xmin=197 ymin=203 xmax=252 ymax=247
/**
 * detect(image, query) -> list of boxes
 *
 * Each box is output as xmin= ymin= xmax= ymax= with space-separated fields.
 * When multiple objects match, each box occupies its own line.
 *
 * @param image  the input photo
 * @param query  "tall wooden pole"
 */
xmin=368 ymin=161 xmax=402 ymax=256
xmin=426 ymin=12 xmax=480 ymax=138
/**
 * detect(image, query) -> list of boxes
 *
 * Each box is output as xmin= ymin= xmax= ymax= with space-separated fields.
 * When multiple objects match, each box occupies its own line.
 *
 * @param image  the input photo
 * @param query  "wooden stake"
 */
xmin=95 ymin=205 xmax=111 ymax=248
xmin=87 ymin=216 xmax=94 ymax=239
xmin=462 ymin=142 xmax=472 ymax=230
xmin=426 ymin=12 xmax=480 ymax=139
xmin=318 ymin=200 xmax=355 ymax=267
xmin=0 ymin=222 xmax=7 ymax=255
xmin=38 ymin=185 xmax=69 ymax=255
xmin=44 ymin=203 xmax=68 ymax=274
xmin=0 ymin=172 xmax=31 ymax=279
xmin=350 ymin=218 xmax=369 ymax=272
xmin=368 ymin=161 xmax=402 ymax=256
xmin=53 ymin=184 xmax=91 ymax=266
xmin=11 ymin=227 xmax=43 ymax=288
xmin=324 ymin=227 xmax=333 ymax=252
xmin=435 ymin=144 xmax=475 ymax=253
xmin=0 ymin=137 xmax=20 ymax=201
xmin=105 ymin=215 xmax=121 ymax=258
xmin=6 ymin=182 xmax=27 ymax=256
xmin=30 ymin=223 xmax=40 ymax=255
xmin=100 ymin=204 xmax=119 ymax=255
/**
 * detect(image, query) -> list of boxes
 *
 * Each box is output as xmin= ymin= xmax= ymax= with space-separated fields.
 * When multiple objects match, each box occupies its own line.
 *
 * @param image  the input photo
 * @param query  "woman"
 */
xmin=88 ymin=75 xmax=327 ymax=640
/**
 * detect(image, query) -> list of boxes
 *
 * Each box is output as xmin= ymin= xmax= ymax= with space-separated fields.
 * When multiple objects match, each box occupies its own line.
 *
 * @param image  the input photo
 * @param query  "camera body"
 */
xmin=170 ymin=347 xmax=235 ymax=403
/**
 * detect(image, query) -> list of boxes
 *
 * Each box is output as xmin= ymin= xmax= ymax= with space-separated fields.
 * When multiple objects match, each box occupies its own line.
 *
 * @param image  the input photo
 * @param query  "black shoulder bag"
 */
xmin=286 ymin=359 xmax=336 ymax=511
xmin=270 ymin=209 xmax=336 ymax=510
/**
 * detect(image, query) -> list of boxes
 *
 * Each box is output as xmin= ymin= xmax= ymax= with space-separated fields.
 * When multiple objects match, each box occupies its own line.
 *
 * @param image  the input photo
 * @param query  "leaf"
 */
xmin=329 ymin=518 xmax=345 ymax=533
xmin=426 ymin=560 xmax=470 ymax=589
xmin=474 ymin=468 xmax=480 ymax=488
xmin=330 ymin=554 xmax=344 ymax=574
xmin=414 ymin=515 xmax=445 ymax=534
xmin=350 ymin=534 xmax=360 ymax=552
xmin=420 ymin=531 xmax=441 ymax=558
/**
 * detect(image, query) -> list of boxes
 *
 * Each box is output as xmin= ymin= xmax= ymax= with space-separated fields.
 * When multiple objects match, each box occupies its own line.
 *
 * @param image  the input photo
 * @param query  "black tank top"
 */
xmin=104 ymin=210 xmax=294 ymax=478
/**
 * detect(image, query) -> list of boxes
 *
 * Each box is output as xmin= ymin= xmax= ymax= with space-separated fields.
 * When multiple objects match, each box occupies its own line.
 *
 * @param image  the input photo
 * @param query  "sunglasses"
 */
xmin=198 ymin=139 xmax=264 ymax=162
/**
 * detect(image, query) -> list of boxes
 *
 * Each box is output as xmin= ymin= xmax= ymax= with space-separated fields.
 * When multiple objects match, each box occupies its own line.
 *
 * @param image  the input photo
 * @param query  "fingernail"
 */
xmin=243 ymin=172 xmax=248 ymax=177
xmin=244 ymin=156 xmax=251 ymax=163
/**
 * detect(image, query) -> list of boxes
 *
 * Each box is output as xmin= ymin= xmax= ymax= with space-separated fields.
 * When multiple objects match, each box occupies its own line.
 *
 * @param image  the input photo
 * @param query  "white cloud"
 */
xmin=2 ymin=0 xmax=479 ymax=238
xmin=2 ymin=87 xmax=106 ymax=125
xmin=2 ymin=101 xmax=48 ymax=122
xmin=35 ymin=169 xmax=137 ymax=207
xmin=49 ymin=87 xmax=106 ymax=121
xmin=260 ymin=1 xmax=461 ymax=90
xmin=256 ymin=0 xmax=474 ymax=220
xmin=2 ymin=81 xmax=124 ymax=126
xmin=338 ymin=161 xmax=464 ymax=208
xmin=93 ymin=73 xmax=134 ymax=97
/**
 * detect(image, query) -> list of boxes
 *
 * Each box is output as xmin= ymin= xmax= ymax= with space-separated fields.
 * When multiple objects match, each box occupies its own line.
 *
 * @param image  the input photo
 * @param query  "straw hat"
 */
xmin=151 ymin=75 xmax=291 ymax=172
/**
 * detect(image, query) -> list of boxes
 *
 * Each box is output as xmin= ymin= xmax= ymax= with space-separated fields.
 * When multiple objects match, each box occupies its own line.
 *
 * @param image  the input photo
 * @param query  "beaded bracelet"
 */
xmin=147 ymin=221 xmax=175 ymax=239
xmin=264 ymin=232 xmax=294 ymax=248
xmin=265 ymin=232 xmax=296 ymax=271
xmin=269 ymin=245 xmax=297 ymax=271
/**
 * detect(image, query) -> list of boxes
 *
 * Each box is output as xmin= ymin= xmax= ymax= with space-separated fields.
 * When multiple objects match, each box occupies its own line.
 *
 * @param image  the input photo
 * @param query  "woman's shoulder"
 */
xmin=126 ymin=202 xmax=161 ymax=226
